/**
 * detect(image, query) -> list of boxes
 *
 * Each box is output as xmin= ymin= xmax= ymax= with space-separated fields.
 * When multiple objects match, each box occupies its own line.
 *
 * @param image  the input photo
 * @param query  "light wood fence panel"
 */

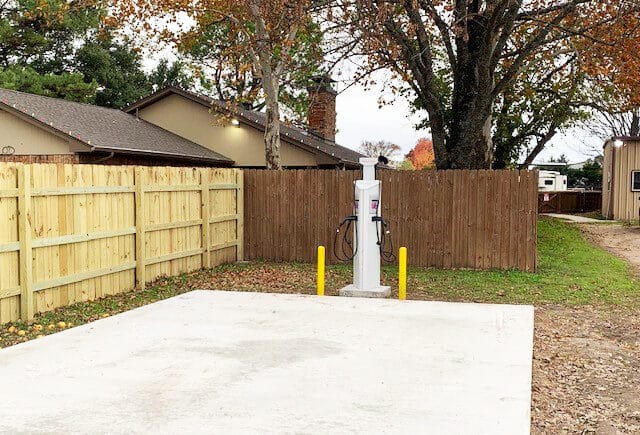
xmin=0 ymin=163 xmax=243 ymax=325
xmin=0 ymin=164 xmax=20 ymax=322
xmin=244 ymin=169 xmax=538 ymax=272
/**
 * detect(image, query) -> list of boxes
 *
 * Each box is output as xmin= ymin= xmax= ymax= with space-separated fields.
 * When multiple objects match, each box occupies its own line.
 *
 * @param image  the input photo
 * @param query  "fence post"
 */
xmin=236 ymin=170 xmax=244 ymax=262
xmin=201 ymin=169 xmax=211 ymax=268
xmin=134 ymin=167 xmax=147 ymax=290
xmin=17 ymin=164 xmax=34 ymax=321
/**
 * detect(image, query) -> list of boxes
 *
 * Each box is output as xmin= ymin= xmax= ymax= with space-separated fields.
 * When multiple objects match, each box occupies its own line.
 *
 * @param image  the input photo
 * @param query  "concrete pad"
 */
xmin=338 ymin=283 xmax=391 ymax=298
xmin=0 ymin=291 xmax=534 ymax=434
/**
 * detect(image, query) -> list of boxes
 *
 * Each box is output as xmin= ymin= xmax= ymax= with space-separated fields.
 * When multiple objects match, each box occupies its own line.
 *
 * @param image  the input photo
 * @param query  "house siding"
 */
xmin=136 ymin=94 xmax=326 ymax=168
xmin=602 ymin=140 xmax=640 ymax=220
xmin=0 ymin=110 xmax=79 ymax=155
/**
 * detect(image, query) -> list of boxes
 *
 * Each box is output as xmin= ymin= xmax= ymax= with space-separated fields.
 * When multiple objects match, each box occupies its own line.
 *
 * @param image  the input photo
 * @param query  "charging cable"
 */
xmin=333 ymin=216 xmax=358 ymax=261
xmin=373 ymin=210 xmax=396 ymax=263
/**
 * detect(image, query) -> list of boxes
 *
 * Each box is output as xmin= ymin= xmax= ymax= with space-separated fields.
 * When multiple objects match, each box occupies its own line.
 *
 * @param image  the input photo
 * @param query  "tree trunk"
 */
xmin=447 ymin=93 xmax=494 ymax=169
xmin=427 ymin=83 xmax=494 ymax=170
xmin=445 ymin=10 xmax=495 ymax=170
xmin=249 ymin=0 xmax=283 ymax=170
xmin=263 ymin=80 xmax=282 ymax=169
xmin=427 ymin=109 xmax=450 ymax=169
xmin=631 ymin=110 xmax=640 ymax=136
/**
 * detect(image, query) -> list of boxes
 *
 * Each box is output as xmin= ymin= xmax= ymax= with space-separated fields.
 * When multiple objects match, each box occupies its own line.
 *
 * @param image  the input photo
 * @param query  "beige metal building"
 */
xmin=602 ymin=137 xmax=640 ymax=220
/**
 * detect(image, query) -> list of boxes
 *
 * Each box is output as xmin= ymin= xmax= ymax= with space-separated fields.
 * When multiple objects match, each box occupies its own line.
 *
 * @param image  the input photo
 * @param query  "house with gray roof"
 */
xmin=1 ymin=79 xmax=363 ymax=168
xmin=0 ymin=88 xmax=234 ymax=166
xmin=123 ymin=84 xmax=363 ymax=169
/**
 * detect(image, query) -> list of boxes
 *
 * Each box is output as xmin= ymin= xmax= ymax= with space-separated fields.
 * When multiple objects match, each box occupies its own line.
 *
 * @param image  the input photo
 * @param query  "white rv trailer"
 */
xmin=538 ymin=170 xmax=568 ymax=192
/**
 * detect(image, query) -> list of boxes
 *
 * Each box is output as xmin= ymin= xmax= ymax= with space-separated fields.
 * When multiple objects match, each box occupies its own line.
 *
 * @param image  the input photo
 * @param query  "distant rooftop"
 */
xmin=527 ymin=162 xmax=568 ymax=167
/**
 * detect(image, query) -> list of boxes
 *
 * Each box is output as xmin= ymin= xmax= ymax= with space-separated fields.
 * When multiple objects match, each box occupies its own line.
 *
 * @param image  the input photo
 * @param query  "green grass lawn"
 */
xmin=192 ymin=216 xmax=640 ymax=306
xmin=2 ymin=217 xmax=638 ymax=348
xmin=387 ymin=217 xmax=640 ymax=305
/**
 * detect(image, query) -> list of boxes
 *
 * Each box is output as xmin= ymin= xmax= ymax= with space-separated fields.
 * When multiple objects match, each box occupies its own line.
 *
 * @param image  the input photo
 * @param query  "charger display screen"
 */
xmin=370 ymin=200 xmax=379 ymax=214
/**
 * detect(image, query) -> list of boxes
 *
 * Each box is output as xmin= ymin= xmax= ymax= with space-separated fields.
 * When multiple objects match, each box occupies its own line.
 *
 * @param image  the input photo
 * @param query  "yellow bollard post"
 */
xmin=398 ymin=247 xmax=407 ymax=300
xmin=317 ymin=246 xmax=325 ymax=296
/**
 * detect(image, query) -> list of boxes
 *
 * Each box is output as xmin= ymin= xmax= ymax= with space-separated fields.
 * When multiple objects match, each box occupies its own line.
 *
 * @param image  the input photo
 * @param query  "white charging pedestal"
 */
xmin=339 ymin=158 xmax=391 ymax=298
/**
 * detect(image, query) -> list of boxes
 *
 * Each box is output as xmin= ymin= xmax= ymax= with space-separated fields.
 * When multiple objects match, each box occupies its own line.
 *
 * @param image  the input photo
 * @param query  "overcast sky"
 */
xmin=335 ymin=82 xmax=428 ymax=159
xmin=334 ymin=80 xmax=602 ymax=164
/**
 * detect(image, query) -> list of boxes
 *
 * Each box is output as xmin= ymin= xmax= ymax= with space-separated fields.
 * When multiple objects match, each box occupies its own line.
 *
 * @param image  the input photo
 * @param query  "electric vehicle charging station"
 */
xmin=337 ymin=157 xmax=392 ymax=298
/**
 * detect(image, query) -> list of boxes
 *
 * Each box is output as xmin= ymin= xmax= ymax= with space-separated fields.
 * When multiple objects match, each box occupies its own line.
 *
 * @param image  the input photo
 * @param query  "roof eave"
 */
xmin=0 ymin=99 xmax=234 ymax=165
xmin=604 ymin=136 xmax=640 ymax=149
xmin=222 ymin=113 xmax=363 ymax=167
xmin=88 ymin=146 xmax=235 ymax=166
xmin=122 ymin=86 xmax=182 ymax=113
xmin=611 ymin=136 xmax=640 ymax=141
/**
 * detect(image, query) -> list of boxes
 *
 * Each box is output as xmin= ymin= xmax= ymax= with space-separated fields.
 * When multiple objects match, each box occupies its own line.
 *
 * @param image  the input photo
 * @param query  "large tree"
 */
xmin=492 ymin=49 xmax=590 ymax=169
xmin=76 ymin=38 xmax=152 ymax=108
xmin=179 ymin=19 xmax=322 ymax=125
xmin=492 ymin=7 xmax=640 ymax=168
xmin=77 ymin=37 xmax=194 ymax=108
xmin=115 ymin=0 xmax=324 ymax=169
xmin=337 ymin=0 xmax=640 ymax=169
xmin=149 ymin=59 xmax=194 ymax=91
xmin=579 ymin=11 xmax=640 ymax=140
xmin=0 ymin=0 xmax=161 ymax=107
xmin=0 ymin=0 xmax=102 ymax=101
xmin=359 ymin=139 xmax=401 ymax=160
xmin=0 ymin=65 xmax=97 ymax=102
xmin=0 ymin=0 xmax=103 ymax=73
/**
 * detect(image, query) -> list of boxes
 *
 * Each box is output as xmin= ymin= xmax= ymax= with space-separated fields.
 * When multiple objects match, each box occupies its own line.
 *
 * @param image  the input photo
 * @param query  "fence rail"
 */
xmin=244 ymin=169 xmax=538 ymax=272
xmin=0 ymin=163 xmax=243 ymax=324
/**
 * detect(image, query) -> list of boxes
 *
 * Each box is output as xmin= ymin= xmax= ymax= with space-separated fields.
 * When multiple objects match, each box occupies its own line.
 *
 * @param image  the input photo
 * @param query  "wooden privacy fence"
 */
xmin=0 ymin=163 xmax=243 ymax=324
xmin=244 ymin=169 xmax=538 ymax=272
xmin=538 ymin=191 xmax=602 ymax=214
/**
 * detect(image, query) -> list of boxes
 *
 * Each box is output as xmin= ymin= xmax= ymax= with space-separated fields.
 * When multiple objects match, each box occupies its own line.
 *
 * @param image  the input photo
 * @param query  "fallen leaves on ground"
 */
xmin=532 ymin=305 xmax=640 ymax=434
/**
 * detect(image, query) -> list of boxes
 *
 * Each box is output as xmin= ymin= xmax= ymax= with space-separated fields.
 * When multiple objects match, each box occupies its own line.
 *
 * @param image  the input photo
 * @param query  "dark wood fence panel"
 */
xmin=244 ymin=169 xmax=538 ymax=271
xmin=538 ymin=191 xmax=602 ymax=213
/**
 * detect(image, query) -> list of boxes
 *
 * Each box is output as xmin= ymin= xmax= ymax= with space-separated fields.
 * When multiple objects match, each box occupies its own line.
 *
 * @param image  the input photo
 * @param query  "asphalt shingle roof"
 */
xmin=0 ymin=88 xmax=234 ymax=165
xmin=124 ymin=87 xmax=364 ymax=168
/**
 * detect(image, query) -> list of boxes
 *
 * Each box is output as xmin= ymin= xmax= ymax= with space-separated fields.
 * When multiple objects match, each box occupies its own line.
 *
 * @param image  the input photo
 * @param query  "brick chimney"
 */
xmin=307 ymin=75 xmax=337 ymax=143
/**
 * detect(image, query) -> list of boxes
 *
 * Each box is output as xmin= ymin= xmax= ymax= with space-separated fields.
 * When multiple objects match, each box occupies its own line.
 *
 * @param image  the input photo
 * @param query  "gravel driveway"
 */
xmin=580 ymin=224 xmax=640 ymax=273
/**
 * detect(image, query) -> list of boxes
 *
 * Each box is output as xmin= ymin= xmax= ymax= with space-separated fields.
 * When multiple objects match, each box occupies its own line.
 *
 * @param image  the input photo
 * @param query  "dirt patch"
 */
xmin=534 ymin=225 xmax=640 ymax=433
xmin=532 ymin=305 xmax=640 ymax=434
xmin=580 ymin=224 xmax=640 ymax=273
